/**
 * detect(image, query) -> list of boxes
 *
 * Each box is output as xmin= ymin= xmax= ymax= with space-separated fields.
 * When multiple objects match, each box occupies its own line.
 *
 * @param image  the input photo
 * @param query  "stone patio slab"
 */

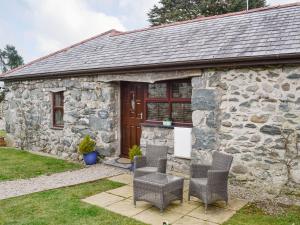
xmin=182 ymin=190 xmax=203 ymax=203
xmin=107 ymin=173 xmax=133 ymax=186
xmin=106 ymin=199 xmax=152 ymax=217
xmin=167 ymin=200 xmax=200 ymax=214
xmin=173 ymin=216 xmax=218 ymax=225
xmin=188 ymin=205 xmax=236 ymax=224
xmin=213 ymin=198 xmax=248 ymax=211
xmin=106 ymin=185 xmax=133 ymax=198
xmin=82 ymin=192 xmax=124 ymax=207
xmin=132 ymin=207 xmax=185 ymax=225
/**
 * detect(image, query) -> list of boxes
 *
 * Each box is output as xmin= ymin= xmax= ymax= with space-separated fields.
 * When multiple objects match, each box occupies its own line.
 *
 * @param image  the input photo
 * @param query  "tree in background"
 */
xmin=148 ymin=0 xmax=266 ymax=26
xmin=0 ymin=45 xmax=24 ymax=73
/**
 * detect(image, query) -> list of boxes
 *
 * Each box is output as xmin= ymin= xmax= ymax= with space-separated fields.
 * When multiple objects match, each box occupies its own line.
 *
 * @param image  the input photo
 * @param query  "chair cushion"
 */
xmin=135 ymin=167 xmax=158 ymax=173
xmin=190 ymin=178 xmax=208 ymax=187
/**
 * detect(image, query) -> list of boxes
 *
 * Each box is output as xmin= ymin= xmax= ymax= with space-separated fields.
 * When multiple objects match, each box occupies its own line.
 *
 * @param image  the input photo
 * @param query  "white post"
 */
xmin=246 ymin=0 xmax=249 ymax=11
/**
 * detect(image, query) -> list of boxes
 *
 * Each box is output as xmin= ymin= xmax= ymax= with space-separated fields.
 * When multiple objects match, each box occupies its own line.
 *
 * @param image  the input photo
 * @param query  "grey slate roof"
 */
xmin=3 ymin=4 xmax=300 ymax=79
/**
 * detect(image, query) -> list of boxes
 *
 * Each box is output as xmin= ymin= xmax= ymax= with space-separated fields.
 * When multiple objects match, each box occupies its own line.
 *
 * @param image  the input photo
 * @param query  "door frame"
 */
xmin=120 ymin=82 xmax=146 ymax=157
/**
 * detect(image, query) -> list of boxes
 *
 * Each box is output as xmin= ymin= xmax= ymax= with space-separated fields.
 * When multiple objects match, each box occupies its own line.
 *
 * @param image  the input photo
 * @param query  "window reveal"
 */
xmin=52 ymin=92 xmax=64 ymax=127
xmin=145 ymin=80 xmax=192 ymax=125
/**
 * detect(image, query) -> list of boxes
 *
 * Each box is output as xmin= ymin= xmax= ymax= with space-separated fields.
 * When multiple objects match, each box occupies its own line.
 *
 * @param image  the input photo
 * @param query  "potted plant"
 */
xmin=163 ymin=118 xmax=172 ymax=126
xmin=129 ymin=145 xmax=142 ymax=171
xmin=78 ymin=135 xmax=98 ymax=165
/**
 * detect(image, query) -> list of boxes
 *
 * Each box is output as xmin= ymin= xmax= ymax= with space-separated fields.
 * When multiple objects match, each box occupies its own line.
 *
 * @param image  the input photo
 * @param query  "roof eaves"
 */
xmin=2 ymin=53 xmax=300 ymax=81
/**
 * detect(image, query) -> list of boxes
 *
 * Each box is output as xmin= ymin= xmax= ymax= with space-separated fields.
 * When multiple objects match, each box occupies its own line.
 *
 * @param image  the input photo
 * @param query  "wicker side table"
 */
xmin=133 ymin=173 xmax=184 ymax=212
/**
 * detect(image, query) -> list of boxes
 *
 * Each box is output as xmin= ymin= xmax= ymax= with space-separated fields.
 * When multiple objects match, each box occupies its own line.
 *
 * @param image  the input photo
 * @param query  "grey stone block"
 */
xmin=245 ymin=123 xmax=257 ymax=128
xmin=287 ymin=73 xmax=300 ymax=79
xmin=79 ymin=129 xmax=96 ymax=139
xmin=192 ymin=76 xmax=206 ymax=88
xmin=96 ymin=146 xmax=115 ymax=157
xmin=232 ymin=165 xmax=248 ymax=174
xmin=98 ymin=110 xmax=109 ymax=119
xmin=101 ymin=132 xmax=115 ymax=143
xmin=206 ymin=111 xmax=218 ymax=128
xmin=220 ymin=133 xmax=234 ymax=140
xmin=279 ymin=102 xmax=289 ymax=112
xmin=224 ymin=147 xmax=240 ymax=154
xmin=267 ymin=71 xmax=280 ymax=78
xmin=89 ymin=116 xmax=113 ymax=131
xmin=192 ymin=89 xmax=219 ymax=111
xmin=192 ymin=127 xmax=218 ymax=150
xmin=260 ymin=125 xmax=281 ymax=135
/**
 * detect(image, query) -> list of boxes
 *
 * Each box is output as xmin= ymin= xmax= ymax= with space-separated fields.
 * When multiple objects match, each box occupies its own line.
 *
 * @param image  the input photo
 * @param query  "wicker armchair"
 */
xmin=188 ymin=151 xmax=233 ymax=212
xmin=133 ymin=145 xmax=168 ymax=178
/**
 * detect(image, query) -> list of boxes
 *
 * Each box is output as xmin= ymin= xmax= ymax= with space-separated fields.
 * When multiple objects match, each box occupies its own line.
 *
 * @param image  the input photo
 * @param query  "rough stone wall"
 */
xmin=4 ymin=76 xmax=120 ymax=160
xmin=140 ymin=65 xmax=300 ymax=193
xmin=4 ymin=66 xmax=300 ymax=193
xmin=140 ymin=126 xmax=191 ymax=174
xmin=218 ymin=66 xmax=300 ymax=193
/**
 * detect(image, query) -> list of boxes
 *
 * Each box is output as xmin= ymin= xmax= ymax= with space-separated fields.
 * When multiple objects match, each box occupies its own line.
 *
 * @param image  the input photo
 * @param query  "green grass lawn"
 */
xmin=224 ymin=203 xmax=300 ymax=225
xmin=1 ymin=146 xmax=299 ymax=225
xmin=0 ymin=147 xmax=82 ymax=181
xmin=0 ymin=179 xmax=146 ymax=225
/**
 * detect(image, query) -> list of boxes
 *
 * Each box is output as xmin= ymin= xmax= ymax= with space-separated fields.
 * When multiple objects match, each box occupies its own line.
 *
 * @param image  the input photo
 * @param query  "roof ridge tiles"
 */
xmin=110 ymin=2 xmax=300 ymax=37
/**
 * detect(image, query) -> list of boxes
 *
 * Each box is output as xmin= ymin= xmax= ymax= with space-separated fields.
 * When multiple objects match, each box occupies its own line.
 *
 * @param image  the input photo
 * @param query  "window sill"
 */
xmin=50 ymin=126 xmax=64 ymax=130
xmin=141 ymin=123 xmax=192 ymax=129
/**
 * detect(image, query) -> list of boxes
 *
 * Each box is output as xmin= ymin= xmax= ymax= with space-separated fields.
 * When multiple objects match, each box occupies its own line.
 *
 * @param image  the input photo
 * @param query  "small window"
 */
xmin=171 ymin=82 xmax=192 ymax=98
xmin=147 ymin=102 xmax=169 ymax=121
xmin=52 ymin=92 xmax=64 ymax=128
xmin=145 ymin=79 xmax=192 ymax=125
xmin=148 ymin=83 xmax=168 ymax=98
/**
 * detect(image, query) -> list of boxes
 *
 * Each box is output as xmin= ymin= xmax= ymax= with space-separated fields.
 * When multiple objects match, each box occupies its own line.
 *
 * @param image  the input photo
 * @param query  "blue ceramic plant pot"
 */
xmin=130 ymin=162 xmax=135 ymax=171
xmin=83 ymin=151 xmax=98 ymax=165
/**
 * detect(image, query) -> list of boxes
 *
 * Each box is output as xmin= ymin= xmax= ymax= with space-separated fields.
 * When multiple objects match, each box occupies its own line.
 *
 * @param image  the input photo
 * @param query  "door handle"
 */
xmin=138 ymin=112 xmax=143 ymax=119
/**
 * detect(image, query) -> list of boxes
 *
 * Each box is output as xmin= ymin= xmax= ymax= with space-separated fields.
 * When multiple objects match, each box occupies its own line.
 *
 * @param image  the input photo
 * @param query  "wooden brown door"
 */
xmin=121 ymin=82 xmax=146 ymax=157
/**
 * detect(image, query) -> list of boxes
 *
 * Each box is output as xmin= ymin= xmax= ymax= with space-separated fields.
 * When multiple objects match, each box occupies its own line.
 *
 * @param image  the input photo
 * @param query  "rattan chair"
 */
xmin=188 ymin=151 xmax=233 ymax=212
xmin=133 ymin=145 xmax=168 ymax=178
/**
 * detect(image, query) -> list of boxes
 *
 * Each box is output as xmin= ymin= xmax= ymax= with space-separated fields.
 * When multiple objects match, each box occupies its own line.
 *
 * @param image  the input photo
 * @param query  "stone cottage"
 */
xmin=1 ymin=3 xmax=300 ymax=193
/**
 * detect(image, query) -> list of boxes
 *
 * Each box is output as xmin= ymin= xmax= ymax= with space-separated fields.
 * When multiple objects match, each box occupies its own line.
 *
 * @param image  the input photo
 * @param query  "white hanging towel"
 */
xmin=174 ymin=127 xmax=192 ymax=159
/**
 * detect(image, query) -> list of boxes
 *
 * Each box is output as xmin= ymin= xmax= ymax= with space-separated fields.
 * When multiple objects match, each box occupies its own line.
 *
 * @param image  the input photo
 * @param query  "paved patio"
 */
xmin=82 ymin=173 xmax=248 ymax=225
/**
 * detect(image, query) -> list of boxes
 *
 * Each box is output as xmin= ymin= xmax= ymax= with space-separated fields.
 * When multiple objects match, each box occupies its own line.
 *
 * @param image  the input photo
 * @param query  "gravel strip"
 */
xmin=229 ymin=184 xmax=300 ymax=214
xmin=0 ymin=164 xmax=125 ymax=200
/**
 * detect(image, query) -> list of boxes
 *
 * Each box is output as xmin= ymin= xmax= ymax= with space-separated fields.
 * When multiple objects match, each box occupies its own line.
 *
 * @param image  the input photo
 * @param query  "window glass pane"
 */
xmin=172 ymin=82 xmax=192 ymax=98
xmin=148 ymin=83 xmax=167 ymax=98
xmin=147 ymin=103 xmax=169 ymax=121
xmin=54 ymin=92 xmax=63 ymax=106
xmin=172 ymin=103 xmax=192 ymax=123
xmin=54 ymin=109 xmax=64 ymax=126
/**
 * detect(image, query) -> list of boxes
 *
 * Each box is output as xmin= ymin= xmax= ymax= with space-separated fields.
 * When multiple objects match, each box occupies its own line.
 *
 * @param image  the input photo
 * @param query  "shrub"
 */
xmin=78 ymin=135 xmax=96 ymax=155
xmin=0 ymin=130 xmax=6 ymax=138
xmin=129 ymin=145 xmax=142 ymax=162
